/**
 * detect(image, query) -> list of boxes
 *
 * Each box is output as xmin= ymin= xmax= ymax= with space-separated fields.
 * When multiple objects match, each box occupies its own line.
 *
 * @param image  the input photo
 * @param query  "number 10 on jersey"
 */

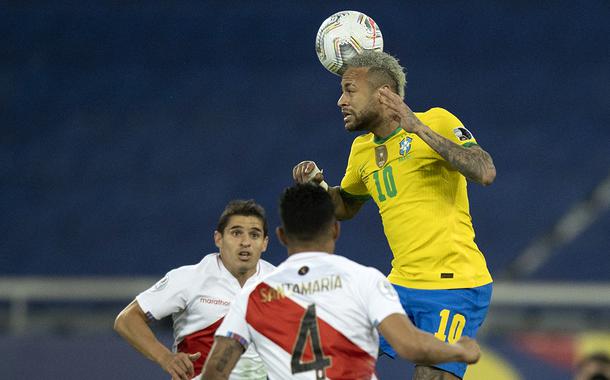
xmin=373 ymin=166 xmax=397 ymax=202
xmin=434 ymin=309 xmax=466 ymax=343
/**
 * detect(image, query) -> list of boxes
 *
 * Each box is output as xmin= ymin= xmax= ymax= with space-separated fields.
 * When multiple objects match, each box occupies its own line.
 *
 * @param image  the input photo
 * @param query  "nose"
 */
xmin=337 ymin=92 xmax=347 ymax=108
xmin=240 ymin=236 xmax=252 ymax=247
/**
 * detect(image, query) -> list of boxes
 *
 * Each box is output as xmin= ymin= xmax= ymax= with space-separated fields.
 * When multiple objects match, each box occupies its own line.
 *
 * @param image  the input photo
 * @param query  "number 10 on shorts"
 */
xmin=434 ymin=309 xmax=466 ymax=343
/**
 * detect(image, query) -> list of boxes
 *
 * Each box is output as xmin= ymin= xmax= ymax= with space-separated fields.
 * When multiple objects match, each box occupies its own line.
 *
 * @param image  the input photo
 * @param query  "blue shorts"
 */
xmin=379 ymin=283 xmax=493 ymax=379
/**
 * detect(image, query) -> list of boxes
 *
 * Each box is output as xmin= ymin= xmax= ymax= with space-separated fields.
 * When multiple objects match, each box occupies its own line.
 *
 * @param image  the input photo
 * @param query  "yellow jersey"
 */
xmin=340 ymin=107 xmax=492 ymax=290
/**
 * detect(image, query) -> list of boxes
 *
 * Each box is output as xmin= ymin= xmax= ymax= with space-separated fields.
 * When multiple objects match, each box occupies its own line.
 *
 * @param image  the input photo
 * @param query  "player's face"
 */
xmin=338 ymin=67 xmax=383 ymax=132
xmin=214 ymin=215 xmax=268 ymax=280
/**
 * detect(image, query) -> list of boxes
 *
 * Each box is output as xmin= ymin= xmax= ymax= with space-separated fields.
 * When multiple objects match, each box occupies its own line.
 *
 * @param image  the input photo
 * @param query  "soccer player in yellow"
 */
xmin=293 ymin=51 xmax=496 ymax=380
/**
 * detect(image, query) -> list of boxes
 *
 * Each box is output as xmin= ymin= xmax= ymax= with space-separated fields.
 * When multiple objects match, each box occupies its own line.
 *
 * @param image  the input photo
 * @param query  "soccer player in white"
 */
xmin=114 ymin=200 xmax=275 ymax=380
xmin=201 ymin=184 xmax=481 ymax=380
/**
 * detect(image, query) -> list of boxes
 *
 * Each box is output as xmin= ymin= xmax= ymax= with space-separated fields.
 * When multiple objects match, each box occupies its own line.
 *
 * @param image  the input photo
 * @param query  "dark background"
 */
xmin=3 ymin=1 xmax=609 ymax=280
xmin=2 ymin=2 xmax=610 ymax=379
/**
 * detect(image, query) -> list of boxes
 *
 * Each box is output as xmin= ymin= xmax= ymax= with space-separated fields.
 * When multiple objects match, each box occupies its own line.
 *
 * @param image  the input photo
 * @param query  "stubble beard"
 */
xmin=345 ymin=107 xmax=383 ymax=133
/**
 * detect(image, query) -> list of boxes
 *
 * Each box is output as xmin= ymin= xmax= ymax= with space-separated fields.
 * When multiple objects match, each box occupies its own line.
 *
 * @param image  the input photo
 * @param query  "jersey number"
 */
xmin=373 ymin=165 xmax=397 ymax=202
xmin=434 ymin=309 xmax=466 ymax=343
xmin=291 ymin=304 xmax=331 ymax=379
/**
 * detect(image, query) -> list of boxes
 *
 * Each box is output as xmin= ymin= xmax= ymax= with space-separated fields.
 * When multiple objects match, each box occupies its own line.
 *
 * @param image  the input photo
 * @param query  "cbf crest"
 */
xmin=375 ymin=145 xmax=388 ymax=168
xmin=399 ymin=137 xmax=412 ymax=157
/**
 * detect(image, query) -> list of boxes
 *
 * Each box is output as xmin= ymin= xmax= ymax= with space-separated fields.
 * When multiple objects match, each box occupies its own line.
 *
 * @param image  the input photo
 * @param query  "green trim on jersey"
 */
xmin=373 ymin=127 xmax=402 ymax=145
xmin=339 ymin=188 xmax=371 ymax=201
xmin=462 ymin=142 xmax=479 ymax=148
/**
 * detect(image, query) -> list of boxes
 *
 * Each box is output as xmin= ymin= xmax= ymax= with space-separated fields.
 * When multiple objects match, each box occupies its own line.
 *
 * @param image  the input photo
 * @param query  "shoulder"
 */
xmin=330 ymin=255 xmax=383 ymax=278
xmin=350 ymin=132 xmax=374 ymax=149
xmin=417 ymin=107 xmax=462 ymax=127
xmin=168 ymin=253 xmax=219 ymax=278
xmin=258 ymin=259 xmax=277 ymax=274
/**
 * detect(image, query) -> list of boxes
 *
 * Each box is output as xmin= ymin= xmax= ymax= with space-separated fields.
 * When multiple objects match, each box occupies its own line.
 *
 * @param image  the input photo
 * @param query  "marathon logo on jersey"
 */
xmin=375 ymin=145 xmax=388 ymax=168
xmin=260 ymin=275 xmax=343 ymax=303
xmin=453 ymin=127 xmax=474 ymax=141
xmin=152 ymin=276 xmax=169 ymax=292
xmin=199 ymin=296 xmax=231 ymax=306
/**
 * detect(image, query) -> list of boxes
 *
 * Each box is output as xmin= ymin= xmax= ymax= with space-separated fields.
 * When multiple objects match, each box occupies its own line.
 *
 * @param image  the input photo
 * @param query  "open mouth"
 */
xmin=238 ymin=251 xmax=251 ymax=260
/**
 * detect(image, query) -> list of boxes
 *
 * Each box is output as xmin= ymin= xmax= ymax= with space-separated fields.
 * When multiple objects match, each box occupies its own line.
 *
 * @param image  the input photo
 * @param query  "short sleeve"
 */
xmin=359 ymin=269 xmax=406 ymax=327
xmin=429 ymin=108 xmax=478 ymax=147
xmin=339 ymin=140 xmax=371 ymax=200
xmin=215 ymin=291 xmax=252 ymax=350
xmin=135 ymin=269 xmax=189 ymax=321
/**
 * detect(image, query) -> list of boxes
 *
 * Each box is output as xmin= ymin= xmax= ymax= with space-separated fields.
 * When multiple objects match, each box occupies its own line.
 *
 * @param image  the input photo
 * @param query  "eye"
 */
xmin=231 ymin=230 xmax=242 ymax=237
xmin=250 ymin=232 xmax=261 ymax=239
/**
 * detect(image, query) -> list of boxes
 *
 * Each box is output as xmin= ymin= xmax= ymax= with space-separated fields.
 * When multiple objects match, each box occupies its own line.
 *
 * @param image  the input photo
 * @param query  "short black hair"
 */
xmin=216 ymin=200 xmax=268 ymax=236
xmin=279 ymin=184 xmax=335 ymax=241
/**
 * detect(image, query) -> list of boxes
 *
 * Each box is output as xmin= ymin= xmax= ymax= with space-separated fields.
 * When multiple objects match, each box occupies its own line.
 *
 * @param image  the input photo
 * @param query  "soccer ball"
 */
xmin=315 ymin=10 xmax=383 ymax=76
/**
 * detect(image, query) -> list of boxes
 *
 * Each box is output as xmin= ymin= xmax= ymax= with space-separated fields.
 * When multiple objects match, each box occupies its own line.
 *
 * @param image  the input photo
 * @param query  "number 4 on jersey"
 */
xmin=291 ymin=304 xmax=331 ymax=379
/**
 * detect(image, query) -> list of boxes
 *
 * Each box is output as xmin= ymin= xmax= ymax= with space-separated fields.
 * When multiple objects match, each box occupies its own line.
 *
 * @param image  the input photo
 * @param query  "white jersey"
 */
xmin=216 ymin=252 xmax=406 ymax=380
xmin=136 ymin=253 xmax=275 ymax=379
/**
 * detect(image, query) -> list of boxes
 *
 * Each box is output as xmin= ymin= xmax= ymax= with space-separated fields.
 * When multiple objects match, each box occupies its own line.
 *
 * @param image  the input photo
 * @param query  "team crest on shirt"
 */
xmin=152 ymin=276 xmax=169 ymax=292
xmin=399 ymin=137 xmax=412 ymax=157
xmin=452 ymin=126 xmax=474 ymax=141
xmin=375 ymin=145 xmax=388 ymax=168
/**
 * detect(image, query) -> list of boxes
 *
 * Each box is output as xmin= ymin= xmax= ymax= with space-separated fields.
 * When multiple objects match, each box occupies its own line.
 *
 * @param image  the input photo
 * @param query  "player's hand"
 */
xmin=455 ymin=336 xmax=481 ymax=364
xmin=159 ymin=351 xmax=201 ymax=380
xmin=293 ymin=160 xmax=325 ymax=185
xmin=378 ymin=87 xmax=425 ymax=134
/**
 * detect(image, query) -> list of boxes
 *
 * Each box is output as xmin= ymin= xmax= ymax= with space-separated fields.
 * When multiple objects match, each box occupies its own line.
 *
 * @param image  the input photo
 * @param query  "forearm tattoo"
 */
xmin=418 ymin=127 xmax=495 ymax=184
xmin=214 ymin=342 xmax=238 ymax=375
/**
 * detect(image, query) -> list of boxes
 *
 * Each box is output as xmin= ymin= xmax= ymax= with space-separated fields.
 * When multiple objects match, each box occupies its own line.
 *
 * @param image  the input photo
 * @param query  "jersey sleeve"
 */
xmin=429 ymin=108 xmax=479 ymax=147
xmin=339 ymin=139 xmax=371 ymax=200
xmin=135 ymin=268 xmax=189 ymax=321
xmin=215 ymin=290 xmax=251 ymax=351
xmin=359 ymin=268 xmax=406 ymax=327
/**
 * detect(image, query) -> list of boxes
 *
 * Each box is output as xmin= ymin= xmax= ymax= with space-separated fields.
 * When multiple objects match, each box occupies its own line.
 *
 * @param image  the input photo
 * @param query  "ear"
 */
xmin=332 ymin=221 xmax=341 ymax=241
xmin=276 ymin=226 xmax=288 ymax=247
xmin=213 ymin=230 xmax=223 ymax=250
xmin=261 ymin=235 xmax=269 ymax=253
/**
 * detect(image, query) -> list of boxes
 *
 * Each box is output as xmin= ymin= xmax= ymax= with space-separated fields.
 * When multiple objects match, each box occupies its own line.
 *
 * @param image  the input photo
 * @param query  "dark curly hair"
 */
xmin=279 ymin=184 xmax=335 ymax=241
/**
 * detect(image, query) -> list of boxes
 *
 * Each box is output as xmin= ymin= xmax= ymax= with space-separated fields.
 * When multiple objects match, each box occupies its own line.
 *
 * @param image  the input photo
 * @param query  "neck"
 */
xmin=286 ymin=240 xmax=335 ymax=257
xmin=219 ymin=257 xmax=256 ymax=287
xmin=231 ymin=268 xmax=256 ymax=287
xmin=371 ymin=119 xmax=400 ymax=140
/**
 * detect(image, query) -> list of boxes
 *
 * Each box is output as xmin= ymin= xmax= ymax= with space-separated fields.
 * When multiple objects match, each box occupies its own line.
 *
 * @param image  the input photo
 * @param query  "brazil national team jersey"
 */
xmin=340 ymin=107 xmax=493 ymax=290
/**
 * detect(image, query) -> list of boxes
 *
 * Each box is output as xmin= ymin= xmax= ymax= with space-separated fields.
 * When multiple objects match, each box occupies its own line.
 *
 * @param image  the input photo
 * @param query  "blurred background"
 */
xmin=2 ymin=1 xmax=609 ymax=379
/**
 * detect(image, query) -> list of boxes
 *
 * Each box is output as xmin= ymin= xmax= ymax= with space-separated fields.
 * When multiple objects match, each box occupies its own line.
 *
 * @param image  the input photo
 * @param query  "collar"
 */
xmin=285 ymin=251 xmax=330 ymax=262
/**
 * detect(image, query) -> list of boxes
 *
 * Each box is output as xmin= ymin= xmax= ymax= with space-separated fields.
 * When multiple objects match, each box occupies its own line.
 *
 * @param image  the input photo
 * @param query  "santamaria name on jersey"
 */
xmin=260 ymin=275 xmax=343 ymax=303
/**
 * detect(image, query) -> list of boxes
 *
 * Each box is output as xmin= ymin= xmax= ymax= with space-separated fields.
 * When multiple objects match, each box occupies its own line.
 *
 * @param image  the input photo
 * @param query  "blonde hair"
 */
xmin=346 ymin=51 xmax=406 ymax=98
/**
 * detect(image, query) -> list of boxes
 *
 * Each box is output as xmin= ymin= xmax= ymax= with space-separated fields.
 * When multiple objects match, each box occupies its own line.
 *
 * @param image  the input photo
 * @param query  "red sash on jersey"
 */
xmin=247 ymin=282 xmax=376 ymax=380
xmin=177 ymin=317 xmax=224 ymax=377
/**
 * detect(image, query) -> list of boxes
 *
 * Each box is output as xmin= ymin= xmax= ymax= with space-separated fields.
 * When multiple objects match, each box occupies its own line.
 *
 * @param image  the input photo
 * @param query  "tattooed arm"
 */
xmin=200 ymin=337 xmax=244 ymax=380
xmin=379 ymin=87 xmax=496 ymax=186
xmin=416 ymin=127 xmax=496 ymax=185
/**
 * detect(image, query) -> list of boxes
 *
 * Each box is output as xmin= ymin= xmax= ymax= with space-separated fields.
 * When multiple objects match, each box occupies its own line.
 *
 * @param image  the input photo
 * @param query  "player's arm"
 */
xmin=378 ymin=87 xmax=496 ymax=186
xmin=200 ymin=336 xmax=245 ymax=380
xmin=293 ymin=161 xmax=366 ymax=220
xmin=114 ymin=300 xmax=200 ymax=380
xmin=328 ymin=186 xmax=366 ymax=220
xmin=377 ymin=313 xmax=480 ymax=365
xmin=414 ymin=128 xmax=496 ymax=186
